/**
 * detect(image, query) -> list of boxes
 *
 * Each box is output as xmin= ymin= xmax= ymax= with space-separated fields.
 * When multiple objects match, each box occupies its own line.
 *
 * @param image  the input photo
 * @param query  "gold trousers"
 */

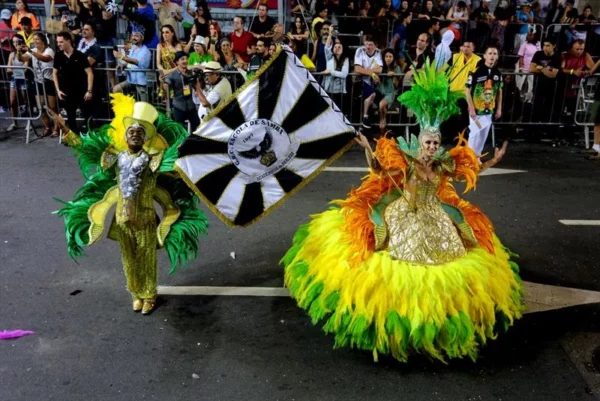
xmin=117 ymin=222 xmax=158 ymax=299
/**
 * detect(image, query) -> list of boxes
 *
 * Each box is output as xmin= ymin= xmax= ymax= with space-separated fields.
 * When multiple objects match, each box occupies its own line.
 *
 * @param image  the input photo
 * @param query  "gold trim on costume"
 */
xmin=87 ymin=186 xmax=119 ymax=245
xmin=152 ymin=186 xmax=181 ymax=247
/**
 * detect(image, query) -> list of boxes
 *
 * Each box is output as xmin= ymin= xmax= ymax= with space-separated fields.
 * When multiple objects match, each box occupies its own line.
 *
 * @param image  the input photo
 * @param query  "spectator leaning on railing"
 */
xmin=113 ymin=27 xmax=152 ymax=102
xmin=354 ymin=34 xmax=383 ymax=129
xmin=250 ymin=4 xmax=276 ymax=39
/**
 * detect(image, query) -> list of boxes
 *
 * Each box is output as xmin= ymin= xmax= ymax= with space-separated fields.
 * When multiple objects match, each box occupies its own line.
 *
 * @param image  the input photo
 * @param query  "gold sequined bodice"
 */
xmin=116 ymin=166 xmax=158 ymax=226
xmin=383 ymin=170 xmax=466 ymax=264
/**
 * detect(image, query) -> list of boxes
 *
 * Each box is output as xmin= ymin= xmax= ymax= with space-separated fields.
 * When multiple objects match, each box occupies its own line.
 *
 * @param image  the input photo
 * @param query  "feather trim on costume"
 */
xmin=448 ymin=133 xmax=480 ymax=193
xmin=108 ymin=93 xmax=136 ymax=152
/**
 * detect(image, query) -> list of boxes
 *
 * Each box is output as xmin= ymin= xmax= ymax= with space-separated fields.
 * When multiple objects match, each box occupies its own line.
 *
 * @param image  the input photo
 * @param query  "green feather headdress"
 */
xmin=398 ymin=59 xmax=464 ymax=134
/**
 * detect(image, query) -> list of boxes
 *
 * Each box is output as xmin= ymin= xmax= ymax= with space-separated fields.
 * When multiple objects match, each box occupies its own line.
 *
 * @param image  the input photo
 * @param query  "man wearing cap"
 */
xmin=165 ymin=51 xmax=201 ymax=129
xmin=17 ymin=16 xmax=35 ymax=49
xmin=0 ymin=9 xmax=12 ymax=53
xmin=514 ymin=3 xmax=534 ymax=53
xmin=196 ymin=61 xmax=232 ymax=124
xmin=113 ymin=28 xmax=152 ymax=102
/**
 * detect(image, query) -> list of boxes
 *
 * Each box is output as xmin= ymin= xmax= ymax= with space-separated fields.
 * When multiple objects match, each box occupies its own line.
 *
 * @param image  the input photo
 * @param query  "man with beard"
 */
xmin=248 ymin=38 xmax=270 ymax=77
xmin=112 ymin=28 xmax=152 ymax=102
xmin=53 ymin=31 xmax=94 ymax=133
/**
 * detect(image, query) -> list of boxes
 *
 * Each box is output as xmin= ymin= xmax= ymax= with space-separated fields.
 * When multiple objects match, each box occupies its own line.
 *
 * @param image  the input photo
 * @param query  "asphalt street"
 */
xmin=1 ymin=129 xmax=599 ymax=401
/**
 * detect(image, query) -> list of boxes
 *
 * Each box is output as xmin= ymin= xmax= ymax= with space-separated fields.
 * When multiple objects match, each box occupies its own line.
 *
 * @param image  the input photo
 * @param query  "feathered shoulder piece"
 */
xmin=447 ymin=133 xmax=480 ymax=193
xmin=398 ymin=59 xmax=464 ymax=132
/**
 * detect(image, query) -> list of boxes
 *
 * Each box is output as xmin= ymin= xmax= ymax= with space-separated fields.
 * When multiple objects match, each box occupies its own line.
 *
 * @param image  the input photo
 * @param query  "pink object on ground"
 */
xmin=0 ymin=330 xmax=35 ymax=340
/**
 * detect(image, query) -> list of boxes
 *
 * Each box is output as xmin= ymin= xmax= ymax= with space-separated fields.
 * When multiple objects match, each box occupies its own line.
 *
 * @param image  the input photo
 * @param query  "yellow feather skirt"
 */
xmin=282 ymin=208 xmax=524 ymax=363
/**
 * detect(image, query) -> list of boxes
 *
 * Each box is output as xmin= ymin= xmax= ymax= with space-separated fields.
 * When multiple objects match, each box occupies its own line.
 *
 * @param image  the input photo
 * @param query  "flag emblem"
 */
xmin=176 ymin=46 xmax=355 ymax=227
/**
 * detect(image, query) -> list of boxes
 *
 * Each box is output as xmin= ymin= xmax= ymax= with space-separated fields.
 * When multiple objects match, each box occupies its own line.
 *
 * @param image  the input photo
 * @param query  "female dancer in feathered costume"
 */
xmin=282 ymin=61 xmax=523 ymax=362
xmin=54 ymin=94 xmax=208 ymax=315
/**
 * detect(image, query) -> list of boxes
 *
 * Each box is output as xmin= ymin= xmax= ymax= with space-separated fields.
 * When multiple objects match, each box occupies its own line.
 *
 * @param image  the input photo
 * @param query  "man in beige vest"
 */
xmin=196 ymin=61 xmax=232 ymax=124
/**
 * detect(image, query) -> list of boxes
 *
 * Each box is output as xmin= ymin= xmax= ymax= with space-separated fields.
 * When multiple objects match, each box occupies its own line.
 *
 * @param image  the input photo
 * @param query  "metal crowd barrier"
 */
xmin=12 ymin=62 xmax=595 ymax=146
xmin=0 ymin=64 xmax=43 ymax=143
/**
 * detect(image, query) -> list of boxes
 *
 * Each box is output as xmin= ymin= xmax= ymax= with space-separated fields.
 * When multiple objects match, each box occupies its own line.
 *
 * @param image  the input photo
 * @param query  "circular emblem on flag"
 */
xmin=228 ymin=118 xmax=298 ymax=182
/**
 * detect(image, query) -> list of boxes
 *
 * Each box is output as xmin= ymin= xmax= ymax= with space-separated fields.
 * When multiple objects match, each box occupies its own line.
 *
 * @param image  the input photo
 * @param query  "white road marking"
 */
xmin=324 ymin=167 xmax=526 ymax=176
xmin=158 ymin=281 xmax=600 ymax=314
xmin=559 ymin=220 xmax=600 ymax=226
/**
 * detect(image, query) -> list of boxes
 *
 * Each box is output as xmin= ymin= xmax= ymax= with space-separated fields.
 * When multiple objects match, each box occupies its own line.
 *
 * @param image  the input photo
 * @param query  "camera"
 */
xmin=183 ymin=68 xmax=204 ymax=84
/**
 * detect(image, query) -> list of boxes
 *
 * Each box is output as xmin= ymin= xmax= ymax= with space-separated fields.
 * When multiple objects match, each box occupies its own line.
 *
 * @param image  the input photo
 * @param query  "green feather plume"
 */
xmin=398 ymin=59 xmax=464 ymax=131
xmin=157 ymin=176 xmax=209 ymax=273
xmin=53 ymin=169 xmax=116 ymax=259
xmin=70 ymin=125 xmax=112 ymax=179
xmin=155 ymin=113 xmax=190 ymax=172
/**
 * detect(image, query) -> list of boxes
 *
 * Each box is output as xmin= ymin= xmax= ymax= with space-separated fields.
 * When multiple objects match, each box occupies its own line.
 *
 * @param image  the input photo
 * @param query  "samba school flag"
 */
xmin=175 ymin=45 xmax=356 ymax=227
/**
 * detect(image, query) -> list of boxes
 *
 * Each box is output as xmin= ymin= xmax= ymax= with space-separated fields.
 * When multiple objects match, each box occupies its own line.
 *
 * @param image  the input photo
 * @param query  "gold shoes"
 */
xmin=141 ymin=298 xmax=156 ymax=315
xmin=132 ymin=297 xmax=143 ymax=312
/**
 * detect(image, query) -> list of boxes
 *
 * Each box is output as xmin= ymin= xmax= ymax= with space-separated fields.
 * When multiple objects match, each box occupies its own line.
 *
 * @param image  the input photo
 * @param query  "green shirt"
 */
xmin=188 ymin=52 xmax=213 ymax=66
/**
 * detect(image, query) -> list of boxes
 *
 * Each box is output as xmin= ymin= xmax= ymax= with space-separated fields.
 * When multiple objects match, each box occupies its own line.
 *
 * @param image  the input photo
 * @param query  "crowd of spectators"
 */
xmin=0 ymin=0 xmax=598 ymax=154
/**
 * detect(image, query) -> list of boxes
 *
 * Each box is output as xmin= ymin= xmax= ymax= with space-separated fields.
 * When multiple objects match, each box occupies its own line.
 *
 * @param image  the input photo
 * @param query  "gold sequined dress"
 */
xmin=383 ymin=170 xmax=466 ymax=264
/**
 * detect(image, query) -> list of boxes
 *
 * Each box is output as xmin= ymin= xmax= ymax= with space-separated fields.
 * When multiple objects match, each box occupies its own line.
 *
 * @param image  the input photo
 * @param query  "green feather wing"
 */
xmin=54 ymin=169 xmax=117 ymax=260
xmin=71 ymin=125 xmax=113 ymax=179
xmin=155 ymin=113 xmax=190 ymax=173
xmin=157 ymin=175 xmax=209 ymax=273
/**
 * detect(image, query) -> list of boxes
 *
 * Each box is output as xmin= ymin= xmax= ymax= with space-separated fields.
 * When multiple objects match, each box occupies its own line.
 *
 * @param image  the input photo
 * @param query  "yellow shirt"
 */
xmin=449 ymin=53 xmax=481 ymax=92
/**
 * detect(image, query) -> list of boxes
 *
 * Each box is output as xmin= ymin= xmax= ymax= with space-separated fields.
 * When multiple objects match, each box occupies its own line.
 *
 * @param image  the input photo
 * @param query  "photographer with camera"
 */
xmin=164 ymin=51 xmax=201 ymax=129
xmin=196 ymin=61 xmax=232 ymax=124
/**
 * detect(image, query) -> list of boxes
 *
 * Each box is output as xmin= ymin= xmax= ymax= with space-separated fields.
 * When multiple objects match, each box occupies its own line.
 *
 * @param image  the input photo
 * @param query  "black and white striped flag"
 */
xmin=175 ymin=45 xmax=355 ymax=227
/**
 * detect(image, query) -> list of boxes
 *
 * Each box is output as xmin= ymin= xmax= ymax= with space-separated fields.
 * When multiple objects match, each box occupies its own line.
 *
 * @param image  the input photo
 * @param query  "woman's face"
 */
xmin=16 ymin=0 xmax=25 ymax=11
xmin=364 ymin=1 xmax=370 ymax=9
xmin=384 ymin=52 xmax=394 ymax=65
xmin=333 ymin=43 xmax=343 ymax=55
xmin=210 ymin=24 xmax=217 ymax=36
xmin=197 ymin=7 xmax=204 ymax=16
xmin=295 ymin=17 xmax=302 ymax=27
xmin=12 ymin=37 xmax=23 ymax=49
xmin=221 ymin=40 xmax=231 ymax=53
xmin=162 ymin=28 xmax=173 ymax=41
xmin=420 ymin=134 xmax=440 ymax=158
xmin=269 ymin=44 xmax=276 ymax=55
xmin=426 ymin=1 xmax=433 ymax=10
xmin=385 ymin=0 xmax=391 ymax=7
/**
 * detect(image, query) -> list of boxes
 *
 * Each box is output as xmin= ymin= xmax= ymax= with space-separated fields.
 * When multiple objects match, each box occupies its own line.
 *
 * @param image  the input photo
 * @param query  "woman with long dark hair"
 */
xmin=156 ymin=24 xmax=183 ymax=99
xmin=215 ymin=37 xmax=245 ymax=91
xmin=5 ymin=35 xmax=29 ymax=132
xmin=377 ymin=48 xmax=401 ymax=131
xmin=322 ymin=35 xmax=349 ymax=114
xmin=288 ymin=16 xmax=309 ymax=57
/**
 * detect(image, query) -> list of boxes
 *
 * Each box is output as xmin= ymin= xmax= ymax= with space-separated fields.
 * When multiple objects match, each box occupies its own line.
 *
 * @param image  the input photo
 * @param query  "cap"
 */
xmin=193 ymin=36 xmax=205 ymax=46
xmin=173 ymin=50 xmax=187 ymax=62
xmin=1 ymin=9 xmax=11 ymax=19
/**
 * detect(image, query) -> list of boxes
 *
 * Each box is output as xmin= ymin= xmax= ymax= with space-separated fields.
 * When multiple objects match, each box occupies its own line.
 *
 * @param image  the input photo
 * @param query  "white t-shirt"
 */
xmin=354 ymin=47 xmax=382 ymax=84
xmin=31 ymin=47 xmax=54 ymax=83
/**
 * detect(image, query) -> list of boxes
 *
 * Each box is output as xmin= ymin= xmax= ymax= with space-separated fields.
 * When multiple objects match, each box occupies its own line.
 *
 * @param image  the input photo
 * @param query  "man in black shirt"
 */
xmin=470 ymin=0 xmax=492 ymax=51
xmin=529 ymin=39 xmax=561 ymax=137
xmin=249 ymin=4 xmax=276 ymax=39
xmin=465 ymin=45 xmax=503 ymax=156
xmin=248 ymin=38 xmax=269 ymax=77
xmin=53 ymin=31 xmax=94 ymax=134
